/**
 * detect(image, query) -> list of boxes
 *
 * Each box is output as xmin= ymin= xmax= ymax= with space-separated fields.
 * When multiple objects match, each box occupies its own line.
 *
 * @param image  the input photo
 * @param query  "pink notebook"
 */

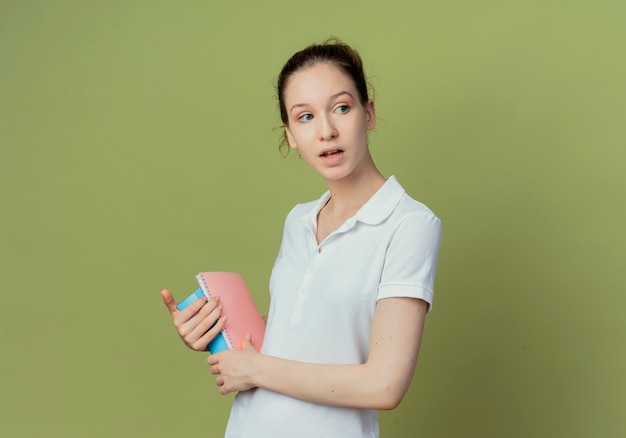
xmin=195 ymin=272 xmax=266 ymax=352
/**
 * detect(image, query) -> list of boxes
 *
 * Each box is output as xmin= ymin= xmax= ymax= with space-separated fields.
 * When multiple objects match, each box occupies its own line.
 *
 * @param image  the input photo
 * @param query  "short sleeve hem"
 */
xmin=377 ymin=284 xmax=434 ymax=312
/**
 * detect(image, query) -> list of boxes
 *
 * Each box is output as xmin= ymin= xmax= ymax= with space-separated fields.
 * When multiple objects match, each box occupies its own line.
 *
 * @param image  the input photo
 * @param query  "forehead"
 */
xmin=283 ymin=62 xmax=358 ymax=103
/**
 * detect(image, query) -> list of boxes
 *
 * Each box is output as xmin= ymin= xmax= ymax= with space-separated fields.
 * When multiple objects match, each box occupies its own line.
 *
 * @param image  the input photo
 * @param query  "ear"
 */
xmin=365 ymin=99 xmax=376 ymax=131
xmin=285 ymin=125 xmax=298 ymax=149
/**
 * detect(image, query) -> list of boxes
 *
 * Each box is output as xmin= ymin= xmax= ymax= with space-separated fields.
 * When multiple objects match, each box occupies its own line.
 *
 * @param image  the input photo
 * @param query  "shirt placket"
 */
xmin=289 ymin=218 xmax=355 ymax=326
xmin=289 ymin=250 xmax=321 ymax=326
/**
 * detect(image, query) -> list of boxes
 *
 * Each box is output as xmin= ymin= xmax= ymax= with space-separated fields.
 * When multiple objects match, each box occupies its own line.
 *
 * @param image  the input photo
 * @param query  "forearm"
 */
xmin=250 ymin=299 xmax=426 ymax=409
xmin=210 ymin=298 xmax=426 ymax=409
xmin=252 ymin=354 xmax=409 ymax=410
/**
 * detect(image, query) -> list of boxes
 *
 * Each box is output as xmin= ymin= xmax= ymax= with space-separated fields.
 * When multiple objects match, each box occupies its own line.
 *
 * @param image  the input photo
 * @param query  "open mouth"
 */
xmin=319 ymin=148 xmax=344 ymax=157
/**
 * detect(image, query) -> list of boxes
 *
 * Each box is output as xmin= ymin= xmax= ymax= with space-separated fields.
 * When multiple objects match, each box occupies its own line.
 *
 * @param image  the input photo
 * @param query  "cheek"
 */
xmin=289 ymin=126 xmax=315 ymax=147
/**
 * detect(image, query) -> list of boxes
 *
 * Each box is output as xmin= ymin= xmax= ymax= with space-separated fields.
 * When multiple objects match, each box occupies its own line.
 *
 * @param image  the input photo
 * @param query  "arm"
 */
xmin=160 ymin=288 xmax=227 ymax=351
xmin=207 ymin=296 xmax=427 ymax=410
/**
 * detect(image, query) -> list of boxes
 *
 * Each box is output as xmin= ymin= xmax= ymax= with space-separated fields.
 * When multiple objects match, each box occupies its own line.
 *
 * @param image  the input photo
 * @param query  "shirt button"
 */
xmin=290 ymin=313 xmax=301 ymax=324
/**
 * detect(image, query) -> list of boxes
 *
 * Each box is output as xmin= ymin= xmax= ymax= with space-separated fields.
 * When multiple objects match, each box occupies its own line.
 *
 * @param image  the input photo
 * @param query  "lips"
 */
xmin=319 ymin=148 xmax=344 ymax=157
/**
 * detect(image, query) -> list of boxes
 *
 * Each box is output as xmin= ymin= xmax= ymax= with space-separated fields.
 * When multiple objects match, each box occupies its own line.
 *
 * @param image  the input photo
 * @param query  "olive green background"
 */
xmin=1 ymin=1 xmax=624 ymax=437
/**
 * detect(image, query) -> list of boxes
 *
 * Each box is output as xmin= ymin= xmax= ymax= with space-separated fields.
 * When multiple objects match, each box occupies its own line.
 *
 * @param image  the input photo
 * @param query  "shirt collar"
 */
xmin=301 ymin=175 xmax=405 ymax=231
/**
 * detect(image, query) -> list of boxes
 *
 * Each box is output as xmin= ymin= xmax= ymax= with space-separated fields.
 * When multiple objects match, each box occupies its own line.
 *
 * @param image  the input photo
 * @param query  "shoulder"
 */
xmin=398 ymin=193 xmax=440 ymax=225
xmin=377 ymin=175 xmax=440 ymax=223
xmin=390 ymin=181 xmax=441 ymax=231
xmin=380 ymin=183 xmax=442 ymax=250
xmin=388 ymin=195 xmax=442 ymax=250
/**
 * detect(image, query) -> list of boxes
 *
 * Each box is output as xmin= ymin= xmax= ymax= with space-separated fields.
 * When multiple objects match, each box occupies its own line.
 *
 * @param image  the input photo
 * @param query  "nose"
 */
xmin=319 ymin=115 xmax=337 ymax=141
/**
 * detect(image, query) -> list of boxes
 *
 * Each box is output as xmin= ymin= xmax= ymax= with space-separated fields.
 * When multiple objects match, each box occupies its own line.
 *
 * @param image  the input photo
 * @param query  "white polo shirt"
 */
xmin=224 ymin=176 xmax=442 ymax=438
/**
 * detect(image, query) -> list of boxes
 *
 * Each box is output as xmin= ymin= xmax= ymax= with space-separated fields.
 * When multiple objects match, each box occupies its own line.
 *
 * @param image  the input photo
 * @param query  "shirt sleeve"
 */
xmin=377 ymin=211 xmax=442 ymax=311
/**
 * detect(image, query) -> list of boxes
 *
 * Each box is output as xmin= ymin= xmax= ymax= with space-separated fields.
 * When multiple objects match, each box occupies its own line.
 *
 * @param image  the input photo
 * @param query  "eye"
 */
xmin=335 ymin=104 xmax=350 ymax=114
xmin=298 ymin=113 xmax=314 ymax=122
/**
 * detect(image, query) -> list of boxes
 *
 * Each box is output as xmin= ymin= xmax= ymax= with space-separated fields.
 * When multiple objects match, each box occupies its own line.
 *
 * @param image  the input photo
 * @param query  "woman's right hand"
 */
xmin=160 ymin=289 xmax=226 ymax=351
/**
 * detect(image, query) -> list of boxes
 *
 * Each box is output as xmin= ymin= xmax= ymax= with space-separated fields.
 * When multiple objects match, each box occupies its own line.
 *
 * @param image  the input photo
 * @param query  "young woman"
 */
xmin=161 ymin=38 xmax=442 ymax=437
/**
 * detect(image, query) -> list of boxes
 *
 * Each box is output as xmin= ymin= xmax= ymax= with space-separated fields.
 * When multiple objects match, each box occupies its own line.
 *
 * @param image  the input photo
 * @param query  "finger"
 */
xmin=207 ymin=361 xmax=221 ymax=375
xmin=194 ymin=317 xmax=226 ymax=350
xmin=174 ymin=296 xmax=217 ymax=335
xmin=207 ymin=350 xmax=225 ymax=365
xmin=175 ymin=295 xmax=211 ymax=324
xmin=207 ymin=354 xmax=217 ymax=366
xmin=215 ymin=375 xmax=224 ymax=387
xmin=192 ymin=315 xmax=227 ymax=350
xmin=173 ymin=301 xmax=220 ymax=351
xmin=160 ymin=289 xmax=178 ymax=314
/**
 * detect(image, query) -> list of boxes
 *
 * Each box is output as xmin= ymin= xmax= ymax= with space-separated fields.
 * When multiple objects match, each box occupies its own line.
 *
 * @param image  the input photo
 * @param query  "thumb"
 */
xmin=160 ymin=289 xmax=178 ymax=314
xmin=241 ymin=333 xmax=256 ymax=351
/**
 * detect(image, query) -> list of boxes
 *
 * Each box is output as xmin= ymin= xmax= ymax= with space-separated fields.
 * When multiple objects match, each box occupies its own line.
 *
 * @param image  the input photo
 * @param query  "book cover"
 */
xmin=176 ymin=272 xmax=266 ymax=354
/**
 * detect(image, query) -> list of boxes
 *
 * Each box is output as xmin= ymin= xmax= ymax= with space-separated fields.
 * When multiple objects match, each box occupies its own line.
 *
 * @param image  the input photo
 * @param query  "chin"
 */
xmin=320 ymin=168 xmax=355 ymax=182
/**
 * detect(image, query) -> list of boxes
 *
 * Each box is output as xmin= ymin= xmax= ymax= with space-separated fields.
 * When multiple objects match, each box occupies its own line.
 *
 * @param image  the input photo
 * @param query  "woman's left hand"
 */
xmin=207 ymin=335 xmax=259 ymax=395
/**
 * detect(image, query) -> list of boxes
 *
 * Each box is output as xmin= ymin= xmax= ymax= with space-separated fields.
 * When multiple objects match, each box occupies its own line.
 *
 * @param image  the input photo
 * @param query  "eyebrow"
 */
xmin=289 ymin=91 xmax=355 ymax=114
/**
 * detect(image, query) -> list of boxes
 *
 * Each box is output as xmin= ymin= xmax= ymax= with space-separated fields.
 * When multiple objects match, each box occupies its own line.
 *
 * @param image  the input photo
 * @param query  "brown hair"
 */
xmin=276 ymin=37 xmax=370 ymax=154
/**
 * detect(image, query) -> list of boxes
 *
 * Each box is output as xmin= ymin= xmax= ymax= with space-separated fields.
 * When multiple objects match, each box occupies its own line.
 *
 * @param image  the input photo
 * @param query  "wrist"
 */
xmin=249 ymin=353 xmax=270 ymax=390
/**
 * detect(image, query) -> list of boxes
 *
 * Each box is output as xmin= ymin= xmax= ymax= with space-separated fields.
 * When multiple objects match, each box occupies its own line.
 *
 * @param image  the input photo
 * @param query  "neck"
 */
xmin=324 ymin=155 xmax=386 ymax=218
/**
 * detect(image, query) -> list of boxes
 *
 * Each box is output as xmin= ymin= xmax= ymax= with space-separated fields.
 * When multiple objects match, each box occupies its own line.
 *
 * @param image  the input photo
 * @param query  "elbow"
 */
xmin=377 ymin=389 xmax=405 ymax=411
xmin=360 ymin=361 xmax=415 ymax=410
xmin=369 ymin=381 xmax=409 ymax=411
